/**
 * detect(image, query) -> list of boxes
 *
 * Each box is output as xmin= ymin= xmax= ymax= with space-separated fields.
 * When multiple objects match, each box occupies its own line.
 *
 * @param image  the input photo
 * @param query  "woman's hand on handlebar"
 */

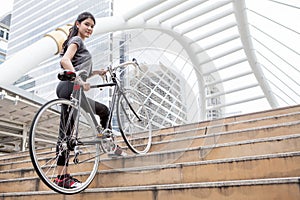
xmin=82 ymin=81 xmax=91 ymax=91
xmin=93 ymin=69 xmax=108 ymax=76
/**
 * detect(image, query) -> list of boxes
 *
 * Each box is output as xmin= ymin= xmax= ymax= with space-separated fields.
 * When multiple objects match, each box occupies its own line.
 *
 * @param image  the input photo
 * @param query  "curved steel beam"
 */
xmin=0 ymin=25 xmax=71 ymax=85
xmin=233 ymin=0 xmax=278 ymax=108
xmin=96 ymin=16 xmax=207 ymax=119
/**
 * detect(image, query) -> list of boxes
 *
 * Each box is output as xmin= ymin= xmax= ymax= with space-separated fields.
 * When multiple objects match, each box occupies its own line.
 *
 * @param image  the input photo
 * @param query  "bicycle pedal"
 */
xmin=97 ymin=133 xmax=104 ymax=138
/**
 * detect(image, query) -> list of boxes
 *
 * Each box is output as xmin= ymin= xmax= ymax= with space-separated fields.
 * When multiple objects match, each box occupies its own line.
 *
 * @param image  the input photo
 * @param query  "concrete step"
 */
xmin=166 ymin=105 xmax=300 ymax=134
xmin=0 ymin=132 xmax=299 ymax=190
xmin=151 ymin=110 xmax=300 ymax=141
xmin=1 ymin=106 xmax=299 ymax=164
xmin=209 ymin=111 xmax=300 ymax=133
xmin=0 ymin=151 xmax=299 ymax=193
xmin=1 ymin=177 xmax=299 ymax=200
xmin=150 ymin=120 xmax=300 ymax=153
xmin=224 ymin=105 xmax=300 ymax=122
xmin=101 ymin=134 xmax=300 ymax=170
xmin=0 ymin=147 xmax=52 ymax=164
xmin=0 ymin=105 xmax=299 ymax=199
xmin=0 ymin=117 xmax=299 ymax=170
xmin=0 ymin=122 xmax=299 ymax=171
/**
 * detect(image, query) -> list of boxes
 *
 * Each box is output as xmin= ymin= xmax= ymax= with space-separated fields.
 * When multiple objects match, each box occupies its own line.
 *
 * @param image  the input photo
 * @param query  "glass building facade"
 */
xmin=8 ymin=0 xmax=113 ymax=99
xmin=7 ymin=0 xmax=208 ymax=128
xmin=0 ymin=14 xmax=10 ymax=65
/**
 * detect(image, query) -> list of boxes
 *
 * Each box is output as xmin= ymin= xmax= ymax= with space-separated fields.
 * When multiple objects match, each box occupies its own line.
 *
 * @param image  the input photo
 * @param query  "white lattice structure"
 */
xmin=103 ymin=0 xmax=299 ymax=119
xmin=0 ymin=0 xmax=299 ymax=152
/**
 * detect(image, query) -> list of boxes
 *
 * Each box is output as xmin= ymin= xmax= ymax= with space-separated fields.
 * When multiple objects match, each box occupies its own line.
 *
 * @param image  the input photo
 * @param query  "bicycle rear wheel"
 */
xmin=29 ymin=99 xmax=100 ymax=194
xmin=117 ymin=89 xmax=152 ymax=154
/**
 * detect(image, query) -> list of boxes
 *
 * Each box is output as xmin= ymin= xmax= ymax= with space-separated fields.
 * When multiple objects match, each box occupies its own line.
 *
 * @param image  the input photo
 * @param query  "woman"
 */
xmin=54 ymin=12 xmax=111 ymax=189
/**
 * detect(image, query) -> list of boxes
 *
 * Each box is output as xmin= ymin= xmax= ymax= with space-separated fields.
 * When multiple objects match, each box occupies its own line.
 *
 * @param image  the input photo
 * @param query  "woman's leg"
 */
xmin=88 ymin=98 xmax=110 ymax=128
xmin=56 ymin=81 xmax=73 ymax=99
xmin=56 ymin=81 xmax=73 ymax=177
xmin=81 ymin=96 xmax=110 ymax=129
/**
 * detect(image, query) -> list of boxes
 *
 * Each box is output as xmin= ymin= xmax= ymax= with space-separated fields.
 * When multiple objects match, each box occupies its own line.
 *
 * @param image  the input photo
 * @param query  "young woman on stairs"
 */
xmin=54 ymin=12 xmax=123 ymax=189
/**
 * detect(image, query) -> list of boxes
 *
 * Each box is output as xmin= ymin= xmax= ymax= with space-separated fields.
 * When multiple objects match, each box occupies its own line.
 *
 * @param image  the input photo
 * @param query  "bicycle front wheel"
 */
xmin=117 ymin=89 xmax=152 ymax=154
xmin=29 ymin=99 xmax=100 ymax=195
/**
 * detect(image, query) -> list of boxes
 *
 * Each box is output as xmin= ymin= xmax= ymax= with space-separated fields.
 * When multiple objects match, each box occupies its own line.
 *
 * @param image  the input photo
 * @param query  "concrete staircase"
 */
xmin=0 ymin=105 xmax=300 ymax=199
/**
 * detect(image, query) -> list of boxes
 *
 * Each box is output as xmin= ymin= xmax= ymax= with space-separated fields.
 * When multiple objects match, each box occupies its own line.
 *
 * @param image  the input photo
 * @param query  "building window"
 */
xmin=6 ymin=32 xmax=9 ymax=40
xmin=0 ymin=30 xmax=4 ymax=38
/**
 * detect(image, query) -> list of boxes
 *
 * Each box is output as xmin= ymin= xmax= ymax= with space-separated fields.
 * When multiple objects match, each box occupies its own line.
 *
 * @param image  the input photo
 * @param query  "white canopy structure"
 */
xmin=0 ymin=0 xmax=299 ymax=152
xmin=1 ymin=0 xmax=299 ymax=117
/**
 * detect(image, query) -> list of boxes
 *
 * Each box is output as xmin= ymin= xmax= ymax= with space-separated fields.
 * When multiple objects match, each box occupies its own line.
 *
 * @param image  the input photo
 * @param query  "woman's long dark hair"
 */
xmin=60 ymin=12 xmax=96 ymax=56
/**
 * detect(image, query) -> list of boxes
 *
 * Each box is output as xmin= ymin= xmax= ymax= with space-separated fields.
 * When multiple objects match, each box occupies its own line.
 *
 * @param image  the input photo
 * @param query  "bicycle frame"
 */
xmin=92 ymin=81 xmax=119 ymax=131
xmin=69 ymin=83 xmax=112 ymax=140
xmin=71 ymin=71 xmax=124 ymax=140
xmin=29 ymin=59 xmax=152 ymax=195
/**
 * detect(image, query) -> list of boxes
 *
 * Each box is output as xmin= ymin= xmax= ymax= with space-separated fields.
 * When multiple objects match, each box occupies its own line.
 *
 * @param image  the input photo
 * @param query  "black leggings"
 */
xmin=56 ymin=81 xmax=110 ymax=166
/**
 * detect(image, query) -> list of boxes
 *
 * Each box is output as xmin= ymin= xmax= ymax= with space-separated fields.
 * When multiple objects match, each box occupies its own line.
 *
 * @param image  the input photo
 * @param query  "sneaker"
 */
xmin=107 ymin=145 xmax=127 ymax=157
xmin=54 ymin=174 xmax=82 ymax=188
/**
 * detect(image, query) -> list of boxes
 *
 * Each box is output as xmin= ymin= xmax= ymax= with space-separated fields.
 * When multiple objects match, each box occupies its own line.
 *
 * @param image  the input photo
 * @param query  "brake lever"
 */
xmin=132 ymin=58 xmax=142 ymax=77
xmin=100 ymin=74 xmax=108 ymax=83
xmin=132 ymin=58 xmax=139 ymax=66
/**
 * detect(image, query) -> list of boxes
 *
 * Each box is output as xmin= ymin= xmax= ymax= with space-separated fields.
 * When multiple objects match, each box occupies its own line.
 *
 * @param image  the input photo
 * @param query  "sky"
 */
xmin=0 ymin=0 xmax=134 ymax=17
xmin=0 ymin=0 xmax=14 ymax=17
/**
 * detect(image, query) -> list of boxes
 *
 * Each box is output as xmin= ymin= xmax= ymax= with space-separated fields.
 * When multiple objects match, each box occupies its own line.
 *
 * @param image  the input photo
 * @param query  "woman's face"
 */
xmin=76 ymin=18 xmax=95 ymax=39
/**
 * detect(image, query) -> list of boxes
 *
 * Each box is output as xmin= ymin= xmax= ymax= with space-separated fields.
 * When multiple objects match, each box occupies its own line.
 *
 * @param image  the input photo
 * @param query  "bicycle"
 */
xmin=29 ymin=59 xmax=152 ymax=194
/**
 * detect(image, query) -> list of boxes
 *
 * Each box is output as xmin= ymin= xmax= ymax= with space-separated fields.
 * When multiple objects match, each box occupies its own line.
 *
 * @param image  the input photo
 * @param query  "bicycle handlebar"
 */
xmin=115 ymin=58 xmax=139 ymax=69
xmin=109 ymin=58 xmax=140 ymax=77
xmin=57 ymin=58 xmax=140 ymax=82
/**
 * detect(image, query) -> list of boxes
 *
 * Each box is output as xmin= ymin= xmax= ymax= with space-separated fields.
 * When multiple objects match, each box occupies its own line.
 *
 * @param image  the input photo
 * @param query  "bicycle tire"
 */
xmin=117 ymin=89 xmax=152 ymax=154
xmin=29 ymin=99 xmax=100 ymax=194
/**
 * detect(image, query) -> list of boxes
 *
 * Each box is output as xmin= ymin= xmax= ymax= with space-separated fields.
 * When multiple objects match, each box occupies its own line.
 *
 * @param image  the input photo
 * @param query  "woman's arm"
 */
xmin=91 ymin=69 xmax=108 ymax=76
xmin=60 ymin=43 xmax=91 ymax=91
xmin=60 ymin=43 xmax=78 ymax=71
